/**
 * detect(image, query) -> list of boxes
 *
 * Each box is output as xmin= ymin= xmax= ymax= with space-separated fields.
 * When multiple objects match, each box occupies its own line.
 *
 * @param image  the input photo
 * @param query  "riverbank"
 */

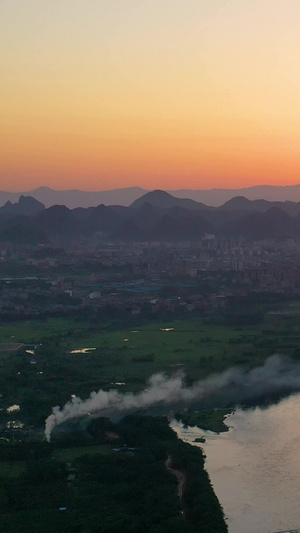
xmin=174 ymin=394 xmax=300 ymax=533
xmin=175 ymin=408 xmax=232 ymax=433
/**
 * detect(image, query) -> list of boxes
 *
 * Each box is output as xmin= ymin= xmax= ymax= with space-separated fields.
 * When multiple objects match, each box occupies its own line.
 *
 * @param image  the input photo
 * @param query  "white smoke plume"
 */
xmin=44 ymin=354 xmax=300 ymax=441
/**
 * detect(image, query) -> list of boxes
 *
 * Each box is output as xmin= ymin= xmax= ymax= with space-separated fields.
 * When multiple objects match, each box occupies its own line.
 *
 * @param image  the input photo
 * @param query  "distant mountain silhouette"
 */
xmin=3 ymin=184 xmax=300 ymax=209
xmin=0 ymin=196 xmax=45 ymax=216
xmin=72 ymin=204 xmax=125 ymax=235
xmin=129 ymin=203 xmax=164 ymax=231
xmin=0 ymin=187 xmax=147 ymax=209
xmin=1 ymin=192 xmax=300 ymax=244
xmin=170 ymin=184 xmax=300 ymax=206
xmin=130 ymin=190 xmax=211 ymax=210
xmin=219 ymin=196 xmax=300 ymax=216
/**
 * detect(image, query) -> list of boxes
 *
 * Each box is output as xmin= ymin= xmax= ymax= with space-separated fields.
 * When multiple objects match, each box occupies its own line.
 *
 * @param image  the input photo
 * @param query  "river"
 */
xmin=171 ymin=393 xmax=300 ymax=533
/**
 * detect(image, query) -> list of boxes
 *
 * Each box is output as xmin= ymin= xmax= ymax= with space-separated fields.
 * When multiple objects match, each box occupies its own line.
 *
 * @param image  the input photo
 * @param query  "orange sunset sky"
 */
xmin=1 ymin=0 xmax=300 ymax=192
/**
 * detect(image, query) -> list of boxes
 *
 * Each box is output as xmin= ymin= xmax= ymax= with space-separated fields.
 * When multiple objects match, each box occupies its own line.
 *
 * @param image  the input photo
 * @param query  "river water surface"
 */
xmin=171 ymin=393 xmax=300 ymax=533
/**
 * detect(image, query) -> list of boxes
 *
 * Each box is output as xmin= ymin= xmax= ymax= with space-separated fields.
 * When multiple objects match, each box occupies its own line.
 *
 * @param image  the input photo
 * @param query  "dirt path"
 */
xmin=165 ymin=455 xmax=187 ymax=499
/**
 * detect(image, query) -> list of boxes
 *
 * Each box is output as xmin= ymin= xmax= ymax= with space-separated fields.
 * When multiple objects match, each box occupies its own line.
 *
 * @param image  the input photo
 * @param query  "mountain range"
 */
xmin=1 ymin=190 xmax=300 ymax=244
xmin=3 ymin=183 xmax=300 ymax=209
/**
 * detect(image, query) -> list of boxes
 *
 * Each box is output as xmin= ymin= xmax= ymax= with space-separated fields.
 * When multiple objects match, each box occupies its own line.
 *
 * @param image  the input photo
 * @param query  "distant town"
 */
xmin=1 ymin=235 xmax=300 ymax=322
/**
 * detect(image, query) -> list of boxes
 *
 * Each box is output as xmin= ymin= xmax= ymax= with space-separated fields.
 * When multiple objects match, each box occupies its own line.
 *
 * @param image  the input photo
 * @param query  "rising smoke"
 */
xmin=44 ymin=354 xmax=300 ymax=441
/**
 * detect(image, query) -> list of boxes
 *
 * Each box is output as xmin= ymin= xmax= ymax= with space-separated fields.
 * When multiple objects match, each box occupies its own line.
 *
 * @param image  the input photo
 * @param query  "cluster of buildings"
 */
xmin=1 ymin=238 xmax=300 ymax=320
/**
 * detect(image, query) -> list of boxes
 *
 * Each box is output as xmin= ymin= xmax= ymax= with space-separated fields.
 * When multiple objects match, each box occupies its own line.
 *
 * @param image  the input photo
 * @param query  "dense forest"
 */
xmin=0 ymin=416 xmax=227 ymax=532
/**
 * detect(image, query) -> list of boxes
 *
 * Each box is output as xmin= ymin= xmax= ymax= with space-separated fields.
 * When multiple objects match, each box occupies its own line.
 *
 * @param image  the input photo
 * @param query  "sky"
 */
xmin=1 ymin=0 xmax=300 ymax=192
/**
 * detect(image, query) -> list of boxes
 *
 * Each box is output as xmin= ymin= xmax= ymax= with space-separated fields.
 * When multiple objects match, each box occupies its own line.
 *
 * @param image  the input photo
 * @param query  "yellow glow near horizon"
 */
xmin=1 ymin=0 xmax=300 ymax=191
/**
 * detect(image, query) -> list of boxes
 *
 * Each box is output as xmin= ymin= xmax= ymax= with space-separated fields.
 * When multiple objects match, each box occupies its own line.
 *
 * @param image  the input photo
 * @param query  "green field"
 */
xmin=1 ymin=309 xmax=300 ymax=429
xmin=1 ymin=316 xmax=300 ymax=391
xmin=0 ymin=318 xmax=92 ymax=345
xmin=64 ymin=321 xmax=259 ymax=386
xmin=63 ymin=317 xmax=300 ymax=388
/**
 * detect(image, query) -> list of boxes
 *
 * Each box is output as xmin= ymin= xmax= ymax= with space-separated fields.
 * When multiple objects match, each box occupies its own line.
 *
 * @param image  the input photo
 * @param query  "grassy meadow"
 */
xmin=1 ymin=313 xmax=300 ymax=395
xmin=0 ymin=303 xmax=300 ymax=430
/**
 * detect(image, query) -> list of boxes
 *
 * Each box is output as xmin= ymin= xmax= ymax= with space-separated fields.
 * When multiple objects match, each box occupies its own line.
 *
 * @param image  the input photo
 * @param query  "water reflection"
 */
xmin=172 ymin=393 xmax=300 ymax=533
xmin=70 ymin=348 xmax=96 ymax=354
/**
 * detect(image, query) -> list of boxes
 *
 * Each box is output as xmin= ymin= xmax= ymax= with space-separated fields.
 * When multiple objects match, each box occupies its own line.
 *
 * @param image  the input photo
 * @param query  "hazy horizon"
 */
xmin=3 ymin=182 xmax=300 ymax=194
